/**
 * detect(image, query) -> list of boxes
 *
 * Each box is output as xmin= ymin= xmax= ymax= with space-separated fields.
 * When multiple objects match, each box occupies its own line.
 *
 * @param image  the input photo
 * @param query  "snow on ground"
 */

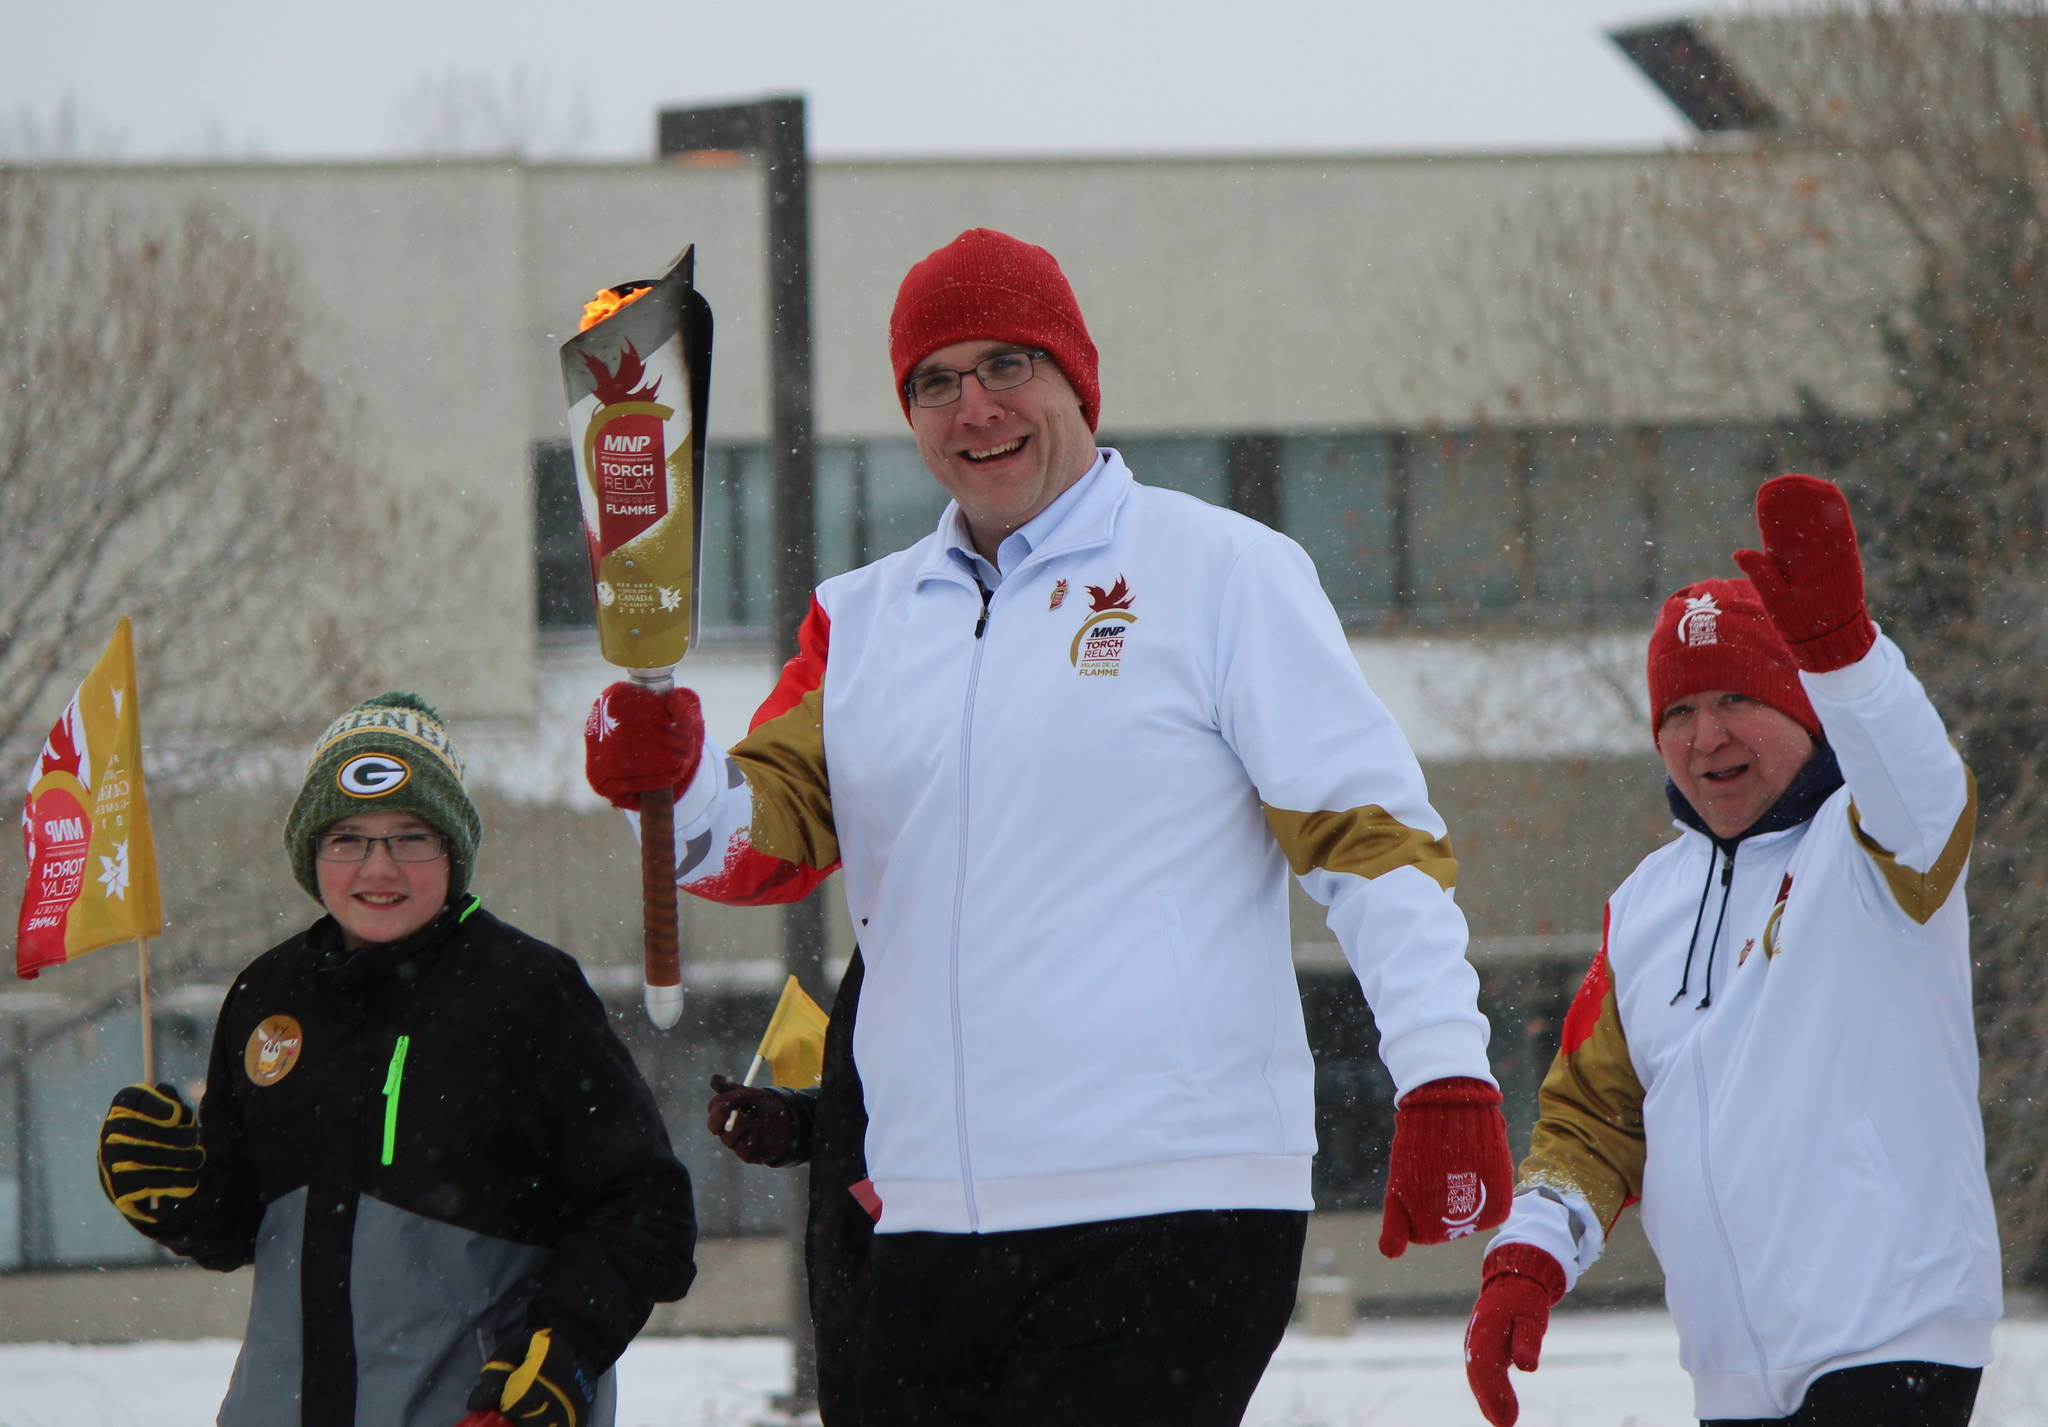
xmin=5 ymin=1309 xmax=2048 ymax=1427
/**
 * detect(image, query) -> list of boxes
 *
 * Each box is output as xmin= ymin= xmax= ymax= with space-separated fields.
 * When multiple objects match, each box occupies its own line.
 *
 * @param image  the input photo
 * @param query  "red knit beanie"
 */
xmin=889 ymin=229 xmax=1101 ymax=431
xmin=1646 ymin=578 xmax=1821 ymax=741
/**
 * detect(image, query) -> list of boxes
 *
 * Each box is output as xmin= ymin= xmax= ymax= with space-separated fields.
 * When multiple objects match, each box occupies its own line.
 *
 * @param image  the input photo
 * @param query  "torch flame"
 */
xmin=579 ymin=284 xmax=654 ymax=332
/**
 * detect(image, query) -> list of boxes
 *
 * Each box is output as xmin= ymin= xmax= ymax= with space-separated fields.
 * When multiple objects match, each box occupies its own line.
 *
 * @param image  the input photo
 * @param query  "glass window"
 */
xmin=13 ymin=1004 xmax=206 ymax=1270
xmin=1653 ymin=425 xmax=1775 ymax=595
xmin=1279 ymin=433 xmax=1399 ymax=618
xmin=1100 ymin=435 xmax=1229 ymax=506
xmin=1298 ymin=971 xmax=1394 ymax=1212
xmin=699 ymin=443 xmax=774 ymax=634
xmin=615 ymin=986 xmax=786 ymax=1238
xmin=532 ymin=441 xmax=594 ymax=631
xmin=1528 ymin=428 xmax=1658 ymax=612
xmin=854 ymin=440 xmax=949 ymax=562
xmin=1408 ymin=431 xmax=1525 ymax=613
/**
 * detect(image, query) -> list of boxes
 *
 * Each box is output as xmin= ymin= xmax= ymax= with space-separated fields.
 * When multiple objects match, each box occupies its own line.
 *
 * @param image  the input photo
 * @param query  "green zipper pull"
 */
xmin=381 ymin=1034 xmax=411 ymax=1167
xmin=458 ymin=894 xmax=481 ymax=923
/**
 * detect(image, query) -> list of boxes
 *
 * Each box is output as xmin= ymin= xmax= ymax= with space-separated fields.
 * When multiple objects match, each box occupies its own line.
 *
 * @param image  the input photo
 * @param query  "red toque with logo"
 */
xmin=1646 ymin=578 xmax=1821 ymax=741
xmin=889 ymin=228 xmax=1101 ymax=431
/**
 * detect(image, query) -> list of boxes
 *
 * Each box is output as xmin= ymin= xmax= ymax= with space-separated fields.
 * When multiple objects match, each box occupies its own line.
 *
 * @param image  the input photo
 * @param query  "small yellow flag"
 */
xmin=17 ymin=616 xmax=164 ymax=978
xmin=755 ymin=975 xmax=829 ymax=1089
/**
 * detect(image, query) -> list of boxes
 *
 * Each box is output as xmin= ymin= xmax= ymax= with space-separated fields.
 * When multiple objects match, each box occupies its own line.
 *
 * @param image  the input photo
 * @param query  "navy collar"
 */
xmin=1666 ymin=741 xmax=1845 ymax=851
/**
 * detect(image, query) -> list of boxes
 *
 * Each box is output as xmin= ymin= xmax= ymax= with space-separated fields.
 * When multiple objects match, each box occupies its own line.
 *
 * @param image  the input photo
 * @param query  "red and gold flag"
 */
xmin=17 ymin=617 xmax=164 ymax=978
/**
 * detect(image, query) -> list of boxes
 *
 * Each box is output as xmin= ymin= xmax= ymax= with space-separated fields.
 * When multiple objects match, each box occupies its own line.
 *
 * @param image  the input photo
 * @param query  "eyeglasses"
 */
xmin=903 ymin=349 xmax=1050 ymax=408
xmin=313 ymin=832 xmax=450 ymax=863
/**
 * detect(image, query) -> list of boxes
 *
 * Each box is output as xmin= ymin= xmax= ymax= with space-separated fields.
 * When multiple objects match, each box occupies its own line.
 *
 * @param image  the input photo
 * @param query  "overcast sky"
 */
xmin=4 ymin=0 xmax=1695 ymax=161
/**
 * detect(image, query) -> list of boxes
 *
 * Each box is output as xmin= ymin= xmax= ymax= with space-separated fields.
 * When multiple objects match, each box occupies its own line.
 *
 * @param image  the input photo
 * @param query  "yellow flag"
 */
xmin=17 ymin=617 xmax=164 ymax=978
xmin=755 ymin=974 xmax=829 ymax=1088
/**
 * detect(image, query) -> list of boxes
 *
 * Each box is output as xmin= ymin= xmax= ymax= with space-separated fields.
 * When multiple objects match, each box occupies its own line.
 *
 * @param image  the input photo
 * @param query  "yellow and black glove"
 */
xmin=97 ymin=1083 xmax=204 ymax=1228
xmin=467 ymin=1326 xmax=598 ymax=1427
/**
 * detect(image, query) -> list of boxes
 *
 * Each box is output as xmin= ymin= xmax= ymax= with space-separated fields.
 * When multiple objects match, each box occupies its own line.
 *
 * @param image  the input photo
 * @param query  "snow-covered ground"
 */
xmin=6 ymin=1308 xmax=2048 ymax=1426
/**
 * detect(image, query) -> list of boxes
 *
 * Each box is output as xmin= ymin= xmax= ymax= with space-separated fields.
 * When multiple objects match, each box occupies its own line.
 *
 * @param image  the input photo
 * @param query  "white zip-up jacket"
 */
xmin=1493 ymin=632 xmax=2001 ymax=1420
xmin=666 ymin=451 xmax=1494 ymax=1233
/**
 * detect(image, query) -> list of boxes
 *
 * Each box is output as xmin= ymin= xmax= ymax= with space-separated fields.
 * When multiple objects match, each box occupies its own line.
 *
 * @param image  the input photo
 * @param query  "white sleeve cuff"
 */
xmin=1801 ymin=628 xmax=1895 ymax=706
xmin=1491 ymin=1184 xmax=1605 ymax=1292
xmin=1381 ymin=1020 xmax=1494 ymax=1100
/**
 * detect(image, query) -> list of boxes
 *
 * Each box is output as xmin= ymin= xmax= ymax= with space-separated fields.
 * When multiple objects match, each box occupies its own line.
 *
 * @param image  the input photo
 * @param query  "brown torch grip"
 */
xmin=640 ymin=783 xmax=682 ymax=989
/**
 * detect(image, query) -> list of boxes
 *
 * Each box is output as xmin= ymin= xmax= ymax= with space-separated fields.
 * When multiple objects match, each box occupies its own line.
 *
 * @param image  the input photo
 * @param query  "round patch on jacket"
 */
xmin=245 ymin=1015 xmax=305 ymax=1086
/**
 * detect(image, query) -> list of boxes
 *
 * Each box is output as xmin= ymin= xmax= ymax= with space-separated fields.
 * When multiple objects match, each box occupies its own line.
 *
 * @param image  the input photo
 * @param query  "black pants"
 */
xmin=1704 ymin=1360 xmax=1982 ymax=1426
xmin=858 ymin=1207 xmax=1307 ymax=1426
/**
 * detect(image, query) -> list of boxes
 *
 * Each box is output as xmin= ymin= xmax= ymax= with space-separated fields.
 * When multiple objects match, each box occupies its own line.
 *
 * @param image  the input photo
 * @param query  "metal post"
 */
xmin=659 ymin=95 xmax=823 ymax=1421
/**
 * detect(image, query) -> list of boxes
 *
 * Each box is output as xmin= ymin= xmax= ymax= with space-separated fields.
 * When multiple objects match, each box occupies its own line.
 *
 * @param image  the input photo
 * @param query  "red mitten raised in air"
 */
xmin=1378 ymin=1076 xmax=1512 ymax=1257
xmin=1731 ymin=473 xmax=1877 ymax=672
xmin=584 ymin=682 xmax=705 ymax=810
xmin=1464 ymin=1242 xmax=1568 ymax=1427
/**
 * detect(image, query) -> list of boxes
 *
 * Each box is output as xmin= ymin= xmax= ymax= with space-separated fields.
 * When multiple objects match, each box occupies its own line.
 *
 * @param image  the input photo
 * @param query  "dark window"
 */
xmin=532 ymin=440 xmax=594 ymax=631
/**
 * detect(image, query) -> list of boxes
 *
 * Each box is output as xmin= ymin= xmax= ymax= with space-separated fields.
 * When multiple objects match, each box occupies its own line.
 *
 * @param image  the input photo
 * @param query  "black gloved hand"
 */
xmin=467 ymin=1326 xmax=598 ymax=1427
xmin=97 ymin=1083 xmax=204 ymax=1228
xmin=706 ymin=1074 xmax=804 ymax=1167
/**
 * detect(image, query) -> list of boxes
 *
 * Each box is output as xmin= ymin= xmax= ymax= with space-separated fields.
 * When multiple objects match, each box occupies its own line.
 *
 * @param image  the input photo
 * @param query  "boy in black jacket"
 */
xmin=96 ymin=691 xmax=697 ymax=1427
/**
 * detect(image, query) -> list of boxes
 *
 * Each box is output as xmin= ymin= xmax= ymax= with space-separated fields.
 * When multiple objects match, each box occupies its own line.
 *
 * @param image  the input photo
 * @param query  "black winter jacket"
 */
xmin=145 ymin=901 xmax=697 ymax=1427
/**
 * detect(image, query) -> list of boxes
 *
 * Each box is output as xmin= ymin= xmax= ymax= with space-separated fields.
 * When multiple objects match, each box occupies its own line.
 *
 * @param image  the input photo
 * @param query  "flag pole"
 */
xmin=724 ymin=1053 xmax=766 ymax=1133
xmin=136 ymin=938 xmax=155 ymax=1084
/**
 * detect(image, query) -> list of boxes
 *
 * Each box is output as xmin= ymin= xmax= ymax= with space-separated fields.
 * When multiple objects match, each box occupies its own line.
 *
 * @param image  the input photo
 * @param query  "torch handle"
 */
xmin=632 ymin=667 xmax=684 ymax=1029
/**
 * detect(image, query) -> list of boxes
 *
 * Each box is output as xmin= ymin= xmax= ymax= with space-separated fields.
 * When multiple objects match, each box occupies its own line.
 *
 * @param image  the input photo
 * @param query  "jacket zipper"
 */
xmin=950 ymin=578 xmax=993 ymax=1228
xmin=380 ymin=1033 xmax=411 ymax=1167
xmin=1690 ymin=1034 xmax=1778 ymax=1407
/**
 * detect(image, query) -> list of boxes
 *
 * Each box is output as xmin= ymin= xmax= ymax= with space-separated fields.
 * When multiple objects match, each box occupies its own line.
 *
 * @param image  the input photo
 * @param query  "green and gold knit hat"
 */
xmin=283 ymin=692 xmax=482 ymax=902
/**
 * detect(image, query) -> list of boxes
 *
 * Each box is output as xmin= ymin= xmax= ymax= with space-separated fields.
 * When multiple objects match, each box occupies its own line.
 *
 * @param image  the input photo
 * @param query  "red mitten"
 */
xmin=1464 ymin=1243 xmax=1568 ymax=1427
xmin=1731 ymin=473 xmax=1876 ymax=672
xmin=1378 ymin=1076 xmax=1512 ymax=1257
xmin=584 ymin=682 xmax=705 ymax=810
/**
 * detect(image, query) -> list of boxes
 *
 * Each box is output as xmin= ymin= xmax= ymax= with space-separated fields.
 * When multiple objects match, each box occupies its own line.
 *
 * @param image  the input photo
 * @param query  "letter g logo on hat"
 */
xmin=337 ymin=753 xmax=411 ymax=798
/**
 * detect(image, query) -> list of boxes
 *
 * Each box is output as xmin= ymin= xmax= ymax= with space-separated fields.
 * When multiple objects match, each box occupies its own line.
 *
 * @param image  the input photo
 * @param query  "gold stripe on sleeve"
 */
xmin=733 ymin=686 xmax=840 ymax=869
xmin=1262 ymin=804 xmax=1457 ymax=892
xmin=1847 ymin=766 xmax=1976 ymax=927
xmin=1520 ymin=970 xmax=1646 ymax=1233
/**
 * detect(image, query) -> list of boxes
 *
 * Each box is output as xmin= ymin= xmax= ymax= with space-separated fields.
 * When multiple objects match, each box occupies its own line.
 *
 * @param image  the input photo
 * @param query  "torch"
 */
xmin=559 ymin=246 xmax=713 ymax=1029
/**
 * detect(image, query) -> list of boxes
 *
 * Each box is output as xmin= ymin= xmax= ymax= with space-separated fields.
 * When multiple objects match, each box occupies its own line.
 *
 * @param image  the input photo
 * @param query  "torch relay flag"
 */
xmin=16 ymin=616 xmax=164 ymax=979
xmin=754 ymin=974 xmax=829 ymax=1089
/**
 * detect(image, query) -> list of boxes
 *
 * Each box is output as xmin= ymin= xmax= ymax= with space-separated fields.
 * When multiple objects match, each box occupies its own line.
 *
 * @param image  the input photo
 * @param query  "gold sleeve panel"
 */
xmin=1848 ymin=766 xmax=1976 ymax=927
xmin=1519 ymin=976 xmax=1646 ymax=1233
xmin=1261 ymin=803 xmax=1457 ymax=892
xmin=731 ymin=686 xmax=839 ymax=870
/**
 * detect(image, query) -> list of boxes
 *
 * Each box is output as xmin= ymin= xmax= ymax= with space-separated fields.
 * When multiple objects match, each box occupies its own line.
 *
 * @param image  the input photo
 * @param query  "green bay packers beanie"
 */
xmin=284 ymin=692 xmax=482 ymax=901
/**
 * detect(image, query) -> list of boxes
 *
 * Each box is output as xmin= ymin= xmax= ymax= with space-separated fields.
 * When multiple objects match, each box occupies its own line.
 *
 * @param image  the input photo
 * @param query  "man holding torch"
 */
xmin=585 ymin=228 xmax=1512 ymax=1424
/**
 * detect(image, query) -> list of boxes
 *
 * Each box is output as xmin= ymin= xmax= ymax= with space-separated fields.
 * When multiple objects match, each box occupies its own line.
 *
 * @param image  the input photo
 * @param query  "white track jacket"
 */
xmin=1492 ymin=633 xmax=2001 ymax=1420
xmin=663 ymin=451 xmax=1495 ymax=1233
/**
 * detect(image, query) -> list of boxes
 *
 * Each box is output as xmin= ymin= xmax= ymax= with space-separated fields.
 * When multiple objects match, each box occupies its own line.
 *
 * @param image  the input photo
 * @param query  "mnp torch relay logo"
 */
xmin=337 ymin=754 xmax=411 ymax=798
xmin=1442 ymin=1171 xmax=1486 ymax=1238
xmin=581 ymin=342 xmax=673 ymax=551
xmin=1070 ymin=575 xmax=1137 ymax=678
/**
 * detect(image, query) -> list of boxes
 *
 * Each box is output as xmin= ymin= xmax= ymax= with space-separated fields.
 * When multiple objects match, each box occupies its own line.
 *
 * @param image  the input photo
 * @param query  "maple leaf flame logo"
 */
xmin=1085 ymin=576 xmax=1133 ymax=613
xmin=583 ymin=341 xmax=663 ymax=406
xmin=41 ymin=701 xmax=87 ymax=784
